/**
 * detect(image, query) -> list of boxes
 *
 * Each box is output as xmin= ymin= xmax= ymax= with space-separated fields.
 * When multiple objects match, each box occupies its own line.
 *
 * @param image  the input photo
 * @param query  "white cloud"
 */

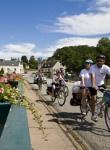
xmin=56 ymin=37 xmax=100 ymax=47
xmin=37 ymin=0 xmax=109 ymax=36
xmin=41 ymin=37 xmax=101 ymax=57
xmin=3 ymin=43 xmax=36 ymax=53
xmin=0 ymin=43 xmax=37 ymax=59
xmin=54 ymin=12 xmax=110 ymax=35
xmin=0 ymin=37 xmax=105 ymax=59
xmin=96 ymin=0 xmax=110 ymax=6
xmin=0 ymin=42 xmax=54 ymax=59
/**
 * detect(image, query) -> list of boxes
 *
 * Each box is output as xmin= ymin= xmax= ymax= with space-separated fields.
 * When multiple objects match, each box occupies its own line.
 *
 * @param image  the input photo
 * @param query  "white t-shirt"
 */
xmin=89 ymin=64 xmax=110 ymax=86
xmin=79 ymin=69 xmax=91 ymax=87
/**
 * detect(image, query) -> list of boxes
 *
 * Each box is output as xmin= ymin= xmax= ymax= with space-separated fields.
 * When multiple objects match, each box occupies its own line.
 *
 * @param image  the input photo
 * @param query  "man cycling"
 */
xmin=89 ymin=55 xmax=110 ymax=122
xmin=36 ymin=70 xmax=44 ymax=84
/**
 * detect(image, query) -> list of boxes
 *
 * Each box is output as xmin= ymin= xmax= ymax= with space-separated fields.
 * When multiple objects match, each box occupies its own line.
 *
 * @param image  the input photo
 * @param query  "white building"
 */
xmin=40 ymin=60 xmax=66 ymax=77
xmin=0 ymin=59 xmax=24 ymax=74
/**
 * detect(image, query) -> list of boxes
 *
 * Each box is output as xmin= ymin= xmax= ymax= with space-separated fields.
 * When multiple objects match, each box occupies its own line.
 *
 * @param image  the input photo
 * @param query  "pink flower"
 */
xmin=0 ymin=88 xmax=4 ymax=94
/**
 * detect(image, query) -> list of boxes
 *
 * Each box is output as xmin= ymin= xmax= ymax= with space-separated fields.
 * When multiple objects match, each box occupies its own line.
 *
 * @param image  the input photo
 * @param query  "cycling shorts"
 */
xmin=88 ymin=84 xmax=105 ymax=96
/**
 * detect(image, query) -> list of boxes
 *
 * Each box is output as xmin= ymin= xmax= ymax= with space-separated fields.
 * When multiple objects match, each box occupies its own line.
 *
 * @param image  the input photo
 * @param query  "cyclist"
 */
xmin=47 ymin=70 xmax=66 ymax=95
xmin=36 ymin=70 xmax=44 ymax=84
xmin=89 ymin=55 xmax=110 ymax=122
xmin=56 ymin=69 xmax=66 ymax=85
xmin=79 ymin=59 xmax=93 ymax=115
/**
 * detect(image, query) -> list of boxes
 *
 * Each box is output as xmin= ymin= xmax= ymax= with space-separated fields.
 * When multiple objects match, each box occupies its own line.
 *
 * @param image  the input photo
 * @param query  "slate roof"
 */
xmin=41 ymin=61 xmax=57 ymax=68
xmin=0 ymin=60 xmax=19 ymax=66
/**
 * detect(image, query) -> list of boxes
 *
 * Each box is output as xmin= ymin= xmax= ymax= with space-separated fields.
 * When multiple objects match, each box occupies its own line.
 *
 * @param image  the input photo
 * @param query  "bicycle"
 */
xmin=51 ymin=83 xmax=68 ymax=106
xmin=37 ymin=78 xmax=43 ymax=90
xmin=81 ymin=88 xmax=110 ymax=132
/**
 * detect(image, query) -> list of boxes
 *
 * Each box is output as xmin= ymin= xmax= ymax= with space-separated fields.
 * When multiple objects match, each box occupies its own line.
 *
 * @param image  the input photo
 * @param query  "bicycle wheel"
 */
xmin=58 ymin=90 xmax=66 ymax=106
xmin=64 ymin=85 xmax=69 ymax=97
xmin=104 ymin=104 xmax=110 ymax=132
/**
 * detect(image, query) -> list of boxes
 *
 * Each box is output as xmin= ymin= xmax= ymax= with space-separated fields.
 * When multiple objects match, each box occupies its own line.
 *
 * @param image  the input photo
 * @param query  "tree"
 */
xmin=29 ymin=56 xmax=38 ymax=69
xmin=0 ymin=68 xmax=4 ymax=76
xmin=97 ymin=37 xmax=110 ymax=65
xmin=21 ymin=56 xmax=29 ymax=69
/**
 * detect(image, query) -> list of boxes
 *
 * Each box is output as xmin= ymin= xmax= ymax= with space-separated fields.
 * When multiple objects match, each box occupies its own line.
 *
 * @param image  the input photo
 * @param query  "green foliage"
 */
xmin=21 ymin=56 xmax=29 ymax=69
xmin=29 ymin=56 xmax=38 ymax=69
xmin=97 ymin=37 xmax=110 ymax=65
xmin=0 ymin=68 xmax=4 ymax=76
xmin=52 ymin=37 xmax=110 ymax=74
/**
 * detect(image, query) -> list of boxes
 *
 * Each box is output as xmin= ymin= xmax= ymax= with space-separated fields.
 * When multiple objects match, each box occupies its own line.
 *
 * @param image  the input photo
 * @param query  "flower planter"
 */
xmin=0 ymin=102 xmax=11 ymax=136
xmin=0 ymin=104 xmax=31 ymax=150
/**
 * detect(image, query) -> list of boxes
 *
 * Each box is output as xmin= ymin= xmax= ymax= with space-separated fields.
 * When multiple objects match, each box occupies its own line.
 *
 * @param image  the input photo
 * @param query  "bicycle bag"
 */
xmin=70 ymin=98 xmax=81 ymax=106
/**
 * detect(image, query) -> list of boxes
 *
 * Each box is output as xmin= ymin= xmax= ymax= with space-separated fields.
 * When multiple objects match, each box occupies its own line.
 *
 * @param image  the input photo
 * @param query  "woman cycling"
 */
xmin=79 ymin=59 xmax=93 ymax=115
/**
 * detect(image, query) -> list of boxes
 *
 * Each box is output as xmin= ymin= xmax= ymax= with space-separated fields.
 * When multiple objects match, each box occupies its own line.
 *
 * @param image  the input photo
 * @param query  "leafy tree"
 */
xmin=0 ymin=68 xmax=4 ymax=76
xmin=21 ymin=56 xmax=29 ymax=69
xmin=97 ymin=37 xmax=110 ymax=65
xmin=21 ymin=56 xmax=28 ymax=63
xmin=29 ymin=56 xmax=38 ymax=69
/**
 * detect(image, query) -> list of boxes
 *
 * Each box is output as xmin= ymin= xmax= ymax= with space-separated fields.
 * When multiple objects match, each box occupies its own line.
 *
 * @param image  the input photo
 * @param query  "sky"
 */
xmin=0 ymin=0 xmax=110 ymax=59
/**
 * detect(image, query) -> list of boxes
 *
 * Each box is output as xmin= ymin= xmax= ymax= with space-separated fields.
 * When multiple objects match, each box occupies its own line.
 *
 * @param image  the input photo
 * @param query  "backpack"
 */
xmin=70 ymin=93 xmax=81 ymax=106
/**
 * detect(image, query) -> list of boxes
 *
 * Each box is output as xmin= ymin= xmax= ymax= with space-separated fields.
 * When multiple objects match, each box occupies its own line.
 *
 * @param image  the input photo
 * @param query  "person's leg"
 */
xmin=89 ymin=95 xmax=97 ymax=116
xmin=80 ymin=88 xmax=87 ymax=115
xmin=88 ymin=87 xmax=98 ymax=121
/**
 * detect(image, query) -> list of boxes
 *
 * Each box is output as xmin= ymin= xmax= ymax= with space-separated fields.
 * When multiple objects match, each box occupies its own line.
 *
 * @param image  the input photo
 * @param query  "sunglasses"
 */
xmin=97 ymin=60 xmax=104 ymax=62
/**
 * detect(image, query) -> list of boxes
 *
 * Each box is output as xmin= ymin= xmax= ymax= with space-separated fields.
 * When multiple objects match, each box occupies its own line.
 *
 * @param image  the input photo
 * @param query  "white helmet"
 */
xmin=85 ymin=59 xmax=93 ymax=64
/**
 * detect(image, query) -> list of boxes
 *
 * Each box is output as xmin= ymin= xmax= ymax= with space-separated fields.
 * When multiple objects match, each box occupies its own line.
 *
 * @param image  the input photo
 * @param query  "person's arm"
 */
xmin=79 ymin=70 xmax=85 ymax=87
xmin=59 ymin=74 xmax=66 ymax=84
xmin=89 ymin=66 xmax=97 ymax=89
xmin=90 ymin=73 xmax=96 ymax=87
xmin=106 ymin=66 xmax=110 ymax=75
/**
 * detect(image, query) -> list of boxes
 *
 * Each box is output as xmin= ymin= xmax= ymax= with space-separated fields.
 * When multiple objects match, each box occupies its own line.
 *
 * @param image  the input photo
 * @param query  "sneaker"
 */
xmin=82 ymin=111 xmax=86 ymax=116
xmin=91 ymin=114 xmax=98 ymax=122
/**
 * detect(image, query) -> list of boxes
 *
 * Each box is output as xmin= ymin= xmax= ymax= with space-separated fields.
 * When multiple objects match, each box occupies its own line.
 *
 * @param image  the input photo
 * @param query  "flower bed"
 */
xmin=0 ymin=83 xmax=24 ymax=104
xmin=0 ymin=82 xmax=45 ymax=137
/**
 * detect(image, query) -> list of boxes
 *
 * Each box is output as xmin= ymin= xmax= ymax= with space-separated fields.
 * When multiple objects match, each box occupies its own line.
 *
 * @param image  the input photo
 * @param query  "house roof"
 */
xmin=41 ymin=60 xmax=58 ymax=68
xmin=0 ymin=60 xmax=19 ymax=66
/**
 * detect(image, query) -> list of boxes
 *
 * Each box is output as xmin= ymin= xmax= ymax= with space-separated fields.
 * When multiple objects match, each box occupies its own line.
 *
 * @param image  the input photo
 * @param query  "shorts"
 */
xmin=88 ymin=84 xmax=105 ymax=96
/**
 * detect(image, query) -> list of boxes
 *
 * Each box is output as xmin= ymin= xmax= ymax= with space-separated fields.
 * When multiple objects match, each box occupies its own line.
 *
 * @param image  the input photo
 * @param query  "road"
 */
xmin=24 ymin=72 xmax=110 ymax=150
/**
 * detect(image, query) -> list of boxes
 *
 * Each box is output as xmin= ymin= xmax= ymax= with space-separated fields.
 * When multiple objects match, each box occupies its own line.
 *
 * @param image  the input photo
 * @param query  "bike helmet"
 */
xmin=85 ymin=59 xmax=93 ymax=64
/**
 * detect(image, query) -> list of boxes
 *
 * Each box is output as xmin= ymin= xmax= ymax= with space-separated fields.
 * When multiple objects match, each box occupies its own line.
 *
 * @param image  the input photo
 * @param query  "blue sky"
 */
xmin=0 ymin=0 xmax=110 ymax=59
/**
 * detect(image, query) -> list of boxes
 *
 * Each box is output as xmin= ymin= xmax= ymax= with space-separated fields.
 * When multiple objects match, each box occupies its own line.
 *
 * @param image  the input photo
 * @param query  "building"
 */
xmin=40 ymin=60 xmax=66 ymax=77
xmin=0 ymin=59 xmax=24 ymax=74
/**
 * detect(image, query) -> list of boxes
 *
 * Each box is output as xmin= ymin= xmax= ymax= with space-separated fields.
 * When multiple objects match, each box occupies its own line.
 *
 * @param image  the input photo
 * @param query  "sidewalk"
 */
xmin=24 ymin=81 xmax=76 ymax=150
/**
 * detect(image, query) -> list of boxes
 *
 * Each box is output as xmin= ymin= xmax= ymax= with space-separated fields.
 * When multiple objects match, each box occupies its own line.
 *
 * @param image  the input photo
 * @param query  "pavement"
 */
xmin=24 ymin=81 xmax=76 ymax=150
xmin=23 ymin=73 xmax=110 ymax=150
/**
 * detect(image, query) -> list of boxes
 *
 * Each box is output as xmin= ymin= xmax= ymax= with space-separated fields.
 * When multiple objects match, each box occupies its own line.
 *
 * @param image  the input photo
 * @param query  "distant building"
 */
xmin=39 ymin=60 xmax=66 ymax=77
xmin=0 ymin=59 xmax=24 ymax=74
